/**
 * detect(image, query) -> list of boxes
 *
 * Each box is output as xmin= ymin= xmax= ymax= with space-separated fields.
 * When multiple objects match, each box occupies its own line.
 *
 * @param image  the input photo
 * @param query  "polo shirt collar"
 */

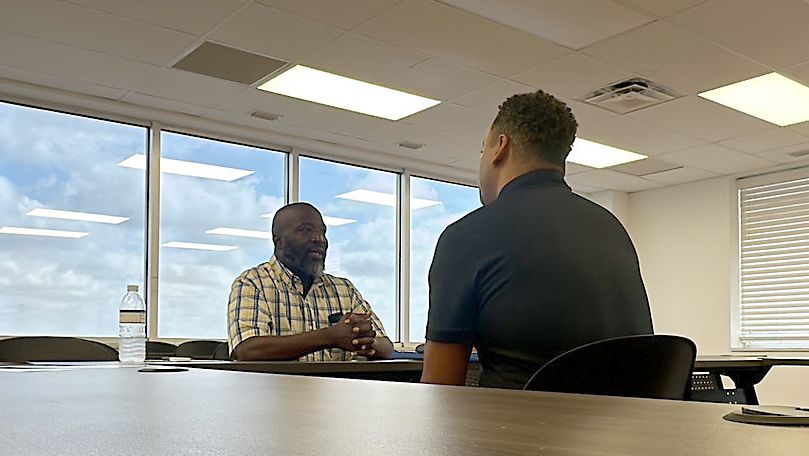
xmin=499 ymin=169 xmax=568 ymax=197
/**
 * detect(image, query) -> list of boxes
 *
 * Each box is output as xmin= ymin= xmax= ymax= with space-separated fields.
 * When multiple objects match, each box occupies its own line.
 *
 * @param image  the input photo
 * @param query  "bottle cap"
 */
xmin=127 ymin=285 xmax=139 ymax=292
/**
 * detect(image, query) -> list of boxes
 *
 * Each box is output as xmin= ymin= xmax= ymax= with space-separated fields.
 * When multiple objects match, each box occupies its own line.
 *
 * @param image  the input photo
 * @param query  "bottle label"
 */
xmin=120 ymin=310 xmax=146 ymax=324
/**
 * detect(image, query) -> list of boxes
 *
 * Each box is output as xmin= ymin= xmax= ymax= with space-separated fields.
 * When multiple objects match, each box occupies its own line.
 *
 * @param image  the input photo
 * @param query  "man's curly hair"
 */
xmin=491 ymin=91 xmax=577 ymax=166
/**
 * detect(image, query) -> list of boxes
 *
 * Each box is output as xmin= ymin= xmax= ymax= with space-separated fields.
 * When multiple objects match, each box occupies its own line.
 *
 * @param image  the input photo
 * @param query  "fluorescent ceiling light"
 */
xmin=698 ymin=73 xmax=809 ymax=126
xmin=26 ymin=208 xmax=129 ymax=224
xmin=118 ymin=154 xmax=254 ymax=181
xmin=0 ymin=226 xmax=89 ymax=238
xmin=566 ymin=138 xmax=647 ymax=169
xmin=257 ymin=65 xmax=441 ymax=121
xmin=322 ymin=216 xmax=356 ymax=226
xmin=206 ymin=227 xmax=272 ymax=239
xmin=336 ymin=189 xmax=442 ymax=210
xmin=261 ymin=212 xmax=357 ymax=226
xmin=162 ymin=241 xmax=237 ymax=252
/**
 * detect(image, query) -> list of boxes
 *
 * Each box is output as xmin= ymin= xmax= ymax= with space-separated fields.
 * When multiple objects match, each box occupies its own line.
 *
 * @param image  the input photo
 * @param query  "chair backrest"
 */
xmin=146 ymin=341 xmax=177 ymax=359
xmin=523 ymin=335 xmax=696 ymax=400
xmin=175 ymin=340 xmax=222 ymax=360
xmin=0 ymin=336 xmax=119 ymax=362
xmin=213 ymin=342 xmax=231 ymax=360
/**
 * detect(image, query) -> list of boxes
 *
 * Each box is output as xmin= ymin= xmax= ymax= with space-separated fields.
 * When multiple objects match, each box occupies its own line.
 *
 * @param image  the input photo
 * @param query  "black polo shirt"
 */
xmin=426 ymin=169 xmax=653 ymax=389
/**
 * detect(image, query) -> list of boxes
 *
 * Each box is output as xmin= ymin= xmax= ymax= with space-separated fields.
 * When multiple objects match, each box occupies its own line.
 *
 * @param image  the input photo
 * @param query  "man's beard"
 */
xmin=281 ymin=247 xmax=325 ymax=280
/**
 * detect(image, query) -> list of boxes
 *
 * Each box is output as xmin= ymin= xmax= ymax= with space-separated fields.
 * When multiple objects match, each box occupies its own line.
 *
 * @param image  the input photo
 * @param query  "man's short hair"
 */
xmin=491 ymin=90 xmax=578 ymax=166
xmin=271 ymin=202 xmax=318 ymax=236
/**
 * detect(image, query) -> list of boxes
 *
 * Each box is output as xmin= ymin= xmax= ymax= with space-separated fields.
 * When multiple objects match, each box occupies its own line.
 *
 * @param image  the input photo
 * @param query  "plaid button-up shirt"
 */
xmin=228 ymin=256 xmax=387 ymax=361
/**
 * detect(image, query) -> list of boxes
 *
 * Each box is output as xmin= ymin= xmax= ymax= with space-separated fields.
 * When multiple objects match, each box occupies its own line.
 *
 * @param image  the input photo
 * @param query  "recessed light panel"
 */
xmin=699 ymin=73 xmax=809 ymax=126
xmin=567 ymin=138 xmax=647 ymax=169
xmin=205 ymin=227 xmax=273 ymax=240
xmin=162 ymin=241 xmax=237 ymax=252
xmin=118 ymin=154 xmax=253 ymax=181
xmin=336 ymin=189 xmax=442 ymax=210
xmin=257 ymin=65 xmax=441 ymax=121
xmin=26 ymin=208 xmax=129 ymax=224
xmin=0 ymin=227 xmax=89 ymax=238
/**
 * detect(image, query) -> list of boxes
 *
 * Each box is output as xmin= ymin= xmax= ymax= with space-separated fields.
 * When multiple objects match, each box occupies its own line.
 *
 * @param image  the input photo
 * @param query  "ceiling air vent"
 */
xmin=788 ymin=149 xmax=809 ymax=158
xmin=578 ymin=78 xmax=678 ymax=114
xmin=398 ymin=141 xmax=425 ymax=150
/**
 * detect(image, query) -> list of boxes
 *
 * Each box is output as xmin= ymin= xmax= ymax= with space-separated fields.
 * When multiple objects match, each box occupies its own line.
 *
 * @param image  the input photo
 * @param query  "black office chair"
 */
xmin=146 ymin=341 xmax=177 ymax=359
xmin=175 ymin=340 xmax=223 ymax=360
xmin=213 ymin=342 xmax=231 ymax=360
xmin=523 ymin=335 xmax=696 ymax=400
xmin=0 ymin=336 xmax=119 ymax=362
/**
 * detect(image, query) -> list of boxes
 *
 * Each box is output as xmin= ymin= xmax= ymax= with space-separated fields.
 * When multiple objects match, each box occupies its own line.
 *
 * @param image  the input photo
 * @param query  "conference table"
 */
xmin=158 ymin=354 xmax=809 ymax=405
xmin=1 ymin=365 xmax=807 ymax=455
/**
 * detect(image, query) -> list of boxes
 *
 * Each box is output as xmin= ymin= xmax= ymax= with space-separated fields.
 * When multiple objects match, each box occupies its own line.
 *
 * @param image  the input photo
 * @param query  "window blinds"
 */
xmin=739 ymin=169 xmax=809 ymax=348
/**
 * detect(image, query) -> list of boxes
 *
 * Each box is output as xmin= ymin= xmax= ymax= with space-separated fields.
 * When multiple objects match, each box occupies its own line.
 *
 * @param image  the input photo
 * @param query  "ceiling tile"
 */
xmin=628 ymin=96 xmax=774 ymax=142
xmin=0 ymin=30 xmax=158 ymax=91
xmin=642 ymin=166 xmax=718 ymax=185
xmin=403 ymin=103 xmax=493 ymax=140
xmin=669 ymin=0 xmax=809 ymax=69
xmin=256 ymin=0 xmax=398 ymax=30
xmin=355 ymin=0 xmax=570 ymax=77
xmin=383 ymin=58 xmax=499 ymax=101
xmin=438 ymin=0 xmax=652 ymax=49
xmin=783 ymin=61 xmax=809 ymax=89
xmin=561 ymin=98 xmax=618 ymax=126
xmin=754 ymin=141 xmax=809 ymax=164
xmin=212 ymin=3 xmax=343 ymax=62
xmin=121 ymin=92 xmax=209 ymax=116
xmin=301 ymin=34 xmax=427 ymax=83
xmin=566 ymin=169 xmax=662 ymax=192
xmin=452 ymin=80 xmax=535 ymax=114
xmin=131 ymin=68 xmax=247 ymax=108
xmin=611 ymin=158 xmax=681 ymax=176
xmin=658 ymin=144 xmax=774 ymax=174
xmin=788 ymin=119 xmax=809 ymax=137
xmin=611 ymin=0 xmax=708 ymax=18
xmin=512 ymin=52 xmax=635 ymax=98
xmin=0 ymin=64 xmax=126 ymax=100
xmin=582 ymin=21 xmax=769 ymax=95
xmin=578 ymin=116 xmax=704 ymax=156
xmin=63 ymin=0 xmax=246 ymax=35
xmin=565 ymin=163 xmax=594 ymax=176
xmin=217 ymin=90 xmax=390 ymax=136
xmin=719 ymin=128 xmax=809 ymax=154
xmin=0 ymin=0 xmax=197 ymax=66
xmin=363 ymin=123 xmax=481 ymax=163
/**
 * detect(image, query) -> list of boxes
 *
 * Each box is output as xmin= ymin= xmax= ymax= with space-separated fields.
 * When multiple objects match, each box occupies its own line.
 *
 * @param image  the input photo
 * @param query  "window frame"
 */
xmin=0 ymin=94 xmax=479 ymax=344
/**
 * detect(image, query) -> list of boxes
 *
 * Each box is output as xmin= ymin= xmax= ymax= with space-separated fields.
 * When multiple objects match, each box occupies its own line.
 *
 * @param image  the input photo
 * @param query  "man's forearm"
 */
xmin=232 ymin=329 xmax=335 ymax=361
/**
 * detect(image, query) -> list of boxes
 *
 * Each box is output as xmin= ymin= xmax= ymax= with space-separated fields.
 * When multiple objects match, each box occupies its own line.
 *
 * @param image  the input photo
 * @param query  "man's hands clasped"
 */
xmin=329 ymin=312 xmax=378 ymax=357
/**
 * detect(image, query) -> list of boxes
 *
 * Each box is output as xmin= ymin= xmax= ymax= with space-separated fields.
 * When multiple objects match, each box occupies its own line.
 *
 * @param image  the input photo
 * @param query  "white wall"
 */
xmin=628 ymin=177 xmax=809 ymax=406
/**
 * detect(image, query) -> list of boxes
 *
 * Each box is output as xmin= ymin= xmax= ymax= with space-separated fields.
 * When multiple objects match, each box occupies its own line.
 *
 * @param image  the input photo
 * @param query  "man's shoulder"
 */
xmin=320 ymin=273 xmax=356 ymax=291
xmin=233 ymin=261 xmax=277 ymax=285
xmin=438 ymin=204 xmax=489 ymax=242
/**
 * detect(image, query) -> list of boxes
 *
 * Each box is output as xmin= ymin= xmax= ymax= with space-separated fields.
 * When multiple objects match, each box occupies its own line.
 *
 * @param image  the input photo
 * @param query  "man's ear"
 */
xmin=491 ymin=133 xmax=510 ymax=166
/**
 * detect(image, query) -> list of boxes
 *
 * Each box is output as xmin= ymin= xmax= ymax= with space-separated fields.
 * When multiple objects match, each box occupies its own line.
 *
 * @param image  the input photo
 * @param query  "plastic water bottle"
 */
xmin=119 ymin=284 xmax=146 ymax=364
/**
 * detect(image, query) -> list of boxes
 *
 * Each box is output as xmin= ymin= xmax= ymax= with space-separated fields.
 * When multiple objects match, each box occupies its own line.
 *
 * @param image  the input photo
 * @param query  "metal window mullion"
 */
xmin=146 ymin=123 xmax=161 ymax=340
xmin=288 ymin=148 xmax=300 ymax=203
xmin=398 ymin=172 xmax=411 ymax=344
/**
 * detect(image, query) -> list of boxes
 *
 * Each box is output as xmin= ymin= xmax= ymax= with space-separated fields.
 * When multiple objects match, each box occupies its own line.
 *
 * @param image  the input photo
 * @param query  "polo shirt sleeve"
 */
xmin=425 ymin=225 xmax=478 ymax=344
xmin=228 ymin=272 xmax=274 ymax=352
xmin=346 ymin=280 xmax=388 ymax=339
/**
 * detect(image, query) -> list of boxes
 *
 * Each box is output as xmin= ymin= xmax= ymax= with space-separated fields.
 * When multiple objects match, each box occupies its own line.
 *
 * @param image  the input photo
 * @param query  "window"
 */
xmin=737 ymin=168 xmax=809 ymax=349
xmin=409 ymin=177 xmax=480 ymax=342
xmin=299 ymin=157 xmax=398 ymax=337
xmin=158 ymin=132 xmax=286 ymax=338
xmin=0 ymin=102 xmax=146 ymax=336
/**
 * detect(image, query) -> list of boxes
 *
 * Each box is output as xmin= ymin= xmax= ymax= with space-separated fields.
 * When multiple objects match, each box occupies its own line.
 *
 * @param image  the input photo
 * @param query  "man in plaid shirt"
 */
xmin=228 ymin=202 xmax=394 ymax=361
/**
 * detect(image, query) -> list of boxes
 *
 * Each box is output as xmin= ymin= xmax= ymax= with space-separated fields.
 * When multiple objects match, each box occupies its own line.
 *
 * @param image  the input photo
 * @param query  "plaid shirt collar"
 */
xmin=268 ymin=255 xmax=323 ymax=290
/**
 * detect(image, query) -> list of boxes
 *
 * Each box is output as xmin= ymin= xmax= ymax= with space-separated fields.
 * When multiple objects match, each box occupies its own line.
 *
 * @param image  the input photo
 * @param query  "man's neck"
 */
xmin=275 ymin=253 xmax=315 ymax=295
xmin=495 ymin=163 xmax=564 ymax=199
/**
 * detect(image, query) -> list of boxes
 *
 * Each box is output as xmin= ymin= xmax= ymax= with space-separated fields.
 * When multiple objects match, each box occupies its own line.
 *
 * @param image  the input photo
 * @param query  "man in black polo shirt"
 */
xmin=421 ymin=90 xmax=653 ymax=389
